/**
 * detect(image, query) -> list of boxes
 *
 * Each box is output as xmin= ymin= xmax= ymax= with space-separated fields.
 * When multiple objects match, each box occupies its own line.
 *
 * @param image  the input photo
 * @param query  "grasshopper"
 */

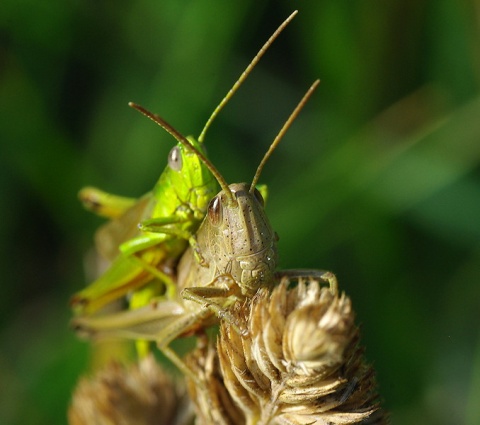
xmin=72 ymin=134 xmax=216 ymax=315
xmin=70 ymin=11 xmax=299 ymax=322
xmin=73 ymin=78 xmax=338 ymax=377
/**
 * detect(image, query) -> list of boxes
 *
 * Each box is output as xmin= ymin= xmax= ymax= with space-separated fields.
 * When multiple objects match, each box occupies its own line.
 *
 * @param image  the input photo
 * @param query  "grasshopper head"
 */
xmin=205 ymin=183 xmax=278 ymax=297
xmin=161 ymin=136 xmax=218 ymax=219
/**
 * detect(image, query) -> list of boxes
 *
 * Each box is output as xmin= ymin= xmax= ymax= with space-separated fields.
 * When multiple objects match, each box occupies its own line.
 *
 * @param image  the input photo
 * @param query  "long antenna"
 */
xmin=128 ymin=102 xmax=235 ymax=204
xmin=197 ymin=10 xmax=298 ymax=143
xmin=250 ymin=79 xmax=320 ymax=192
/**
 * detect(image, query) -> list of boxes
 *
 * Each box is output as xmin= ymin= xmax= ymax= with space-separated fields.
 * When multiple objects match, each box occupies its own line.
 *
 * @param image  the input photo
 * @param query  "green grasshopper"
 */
xmin=73 ymin=79 xmax=338 ymax=378
xmin=70 ymin=11 xmax=299 ymax=322
xmin=72 ymin=135 xmax=216 ymax=314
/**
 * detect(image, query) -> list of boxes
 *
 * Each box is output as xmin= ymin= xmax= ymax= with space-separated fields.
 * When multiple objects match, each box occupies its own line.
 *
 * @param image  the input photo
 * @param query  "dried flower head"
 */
xmin=216 ymin=277 xmax=388 ymax=425
xmin=68 ymin=354 xmax=192 ymax=425
xmin=185 ymin=340 xmax=245 ymax=425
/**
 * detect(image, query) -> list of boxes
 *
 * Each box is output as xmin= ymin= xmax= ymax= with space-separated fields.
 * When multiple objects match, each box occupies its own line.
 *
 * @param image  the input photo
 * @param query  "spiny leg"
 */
xmin=181 ymin=277 xmax=248 ymax=335
xmin=276 ymin=269 xmax=339 ymax=295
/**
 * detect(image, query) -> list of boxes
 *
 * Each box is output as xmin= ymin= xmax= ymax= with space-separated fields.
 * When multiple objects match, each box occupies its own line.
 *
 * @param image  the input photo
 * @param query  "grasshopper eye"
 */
xmin=208 ymin=196 xmax=222 ymax=226
xmin=168 ymin=146 xmax=183 ymax=171
xmin=253 ymin=187 xmax=265 ymax=207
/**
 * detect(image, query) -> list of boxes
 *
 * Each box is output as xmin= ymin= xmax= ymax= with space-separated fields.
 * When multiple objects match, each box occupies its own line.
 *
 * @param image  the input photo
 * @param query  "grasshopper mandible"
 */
xmin=70 ymin=11 xmax=299 ymax=318
xmin=73 ymin=78 xmax=338 ymax=377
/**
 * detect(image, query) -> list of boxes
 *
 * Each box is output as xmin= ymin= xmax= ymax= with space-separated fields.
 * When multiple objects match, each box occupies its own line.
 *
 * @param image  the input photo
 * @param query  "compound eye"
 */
xmin=208 ymin=196 xmax=222 ymax=226
xmin=252 ymin=187 xmax=265 ymax=207
xmin=168 ymin=146 xmax=182 ymax=171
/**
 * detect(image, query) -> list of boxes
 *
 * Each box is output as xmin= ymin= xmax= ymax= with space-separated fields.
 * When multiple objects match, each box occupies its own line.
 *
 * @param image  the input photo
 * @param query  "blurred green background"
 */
xmin=1 ymin=0 xmax=480 ymax=424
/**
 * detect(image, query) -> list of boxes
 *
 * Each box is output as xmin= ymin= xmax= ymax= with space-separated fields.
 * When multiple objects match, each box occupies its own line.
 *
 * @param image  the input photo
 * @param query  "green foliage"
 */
xmin=1 ymin=1 xmax=479 ymax=424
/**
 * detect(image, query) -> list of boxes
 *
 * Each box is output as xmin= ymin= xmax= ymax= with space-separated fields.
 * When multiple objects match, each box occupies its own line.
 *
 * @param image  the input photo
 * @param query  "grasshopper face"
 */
xmin=200 ymin=183 xmax=278 ymax=297
xmin=150 ymin=136 xmax=218 ymax=223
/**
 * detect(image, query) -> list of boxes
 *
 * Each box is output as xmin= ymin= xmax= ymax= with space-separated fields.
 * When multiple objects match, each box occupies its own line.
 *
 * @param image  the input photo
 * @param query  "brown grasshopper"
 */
xmin=73 ymin=79 xmax=338 ymax=378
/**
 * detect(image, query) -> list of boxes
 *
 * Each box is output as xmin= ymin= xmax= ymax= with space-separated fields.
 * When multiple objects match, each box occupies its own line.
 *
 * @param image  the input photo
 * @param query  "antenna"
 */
xmin=250 ymin=79 xmax=320 ymax=192
xmin=128 ymin=102 xmax=235 ymax=204
xmin=197 ymin=10 xmax=298 ymax=143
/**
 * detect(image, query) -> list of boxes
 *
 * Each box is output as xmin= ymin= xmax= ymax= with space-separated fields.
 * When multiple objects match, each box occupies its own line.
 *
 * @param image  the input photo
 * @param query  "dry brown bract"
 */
xmin=68 ymin=354 xmax=192 ymax=425
xmin=188 ymin=277 xmax=388 ymax=425
xmin=186 ymin=340 xmax=245 ymax=425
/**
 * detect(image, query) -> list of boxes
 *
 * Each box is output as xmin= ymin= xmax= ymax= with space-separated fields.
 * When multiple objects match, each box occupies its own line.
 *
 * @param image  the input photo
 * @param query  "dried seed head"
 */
xmin=217 ymin=277 xmax=389 ymax=425
xmin=68 ymin=354 xmax=192 ymax=425
xmin=185 ymin=341 xmax=245 ymax=425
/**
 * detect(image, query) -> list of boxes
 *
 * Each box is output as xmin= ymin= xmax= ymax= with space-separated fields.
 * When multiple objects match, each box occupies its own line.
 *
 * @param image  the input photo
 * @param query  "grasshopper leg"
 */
xmin=137 ymin=220 xmax=208 ymax=266
xmin=79 ymin=186 xmax=137 ymax=219
xmin=152 ymin=307 xmax=214 ymax=386
xmin=127 ymin=254 xmax=177 ymax=299
xmin=181 ymin=278 xmax=248 ymax=336
xmin=187 ymin=234 xmax=208 ymax=267
xmin=151 ymin=280 xmax=247 ymax=381
xmin=275 ymin=269 xmax=339 ymax=295
xmin=129 ymin=281 xmax=164 ymax=357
